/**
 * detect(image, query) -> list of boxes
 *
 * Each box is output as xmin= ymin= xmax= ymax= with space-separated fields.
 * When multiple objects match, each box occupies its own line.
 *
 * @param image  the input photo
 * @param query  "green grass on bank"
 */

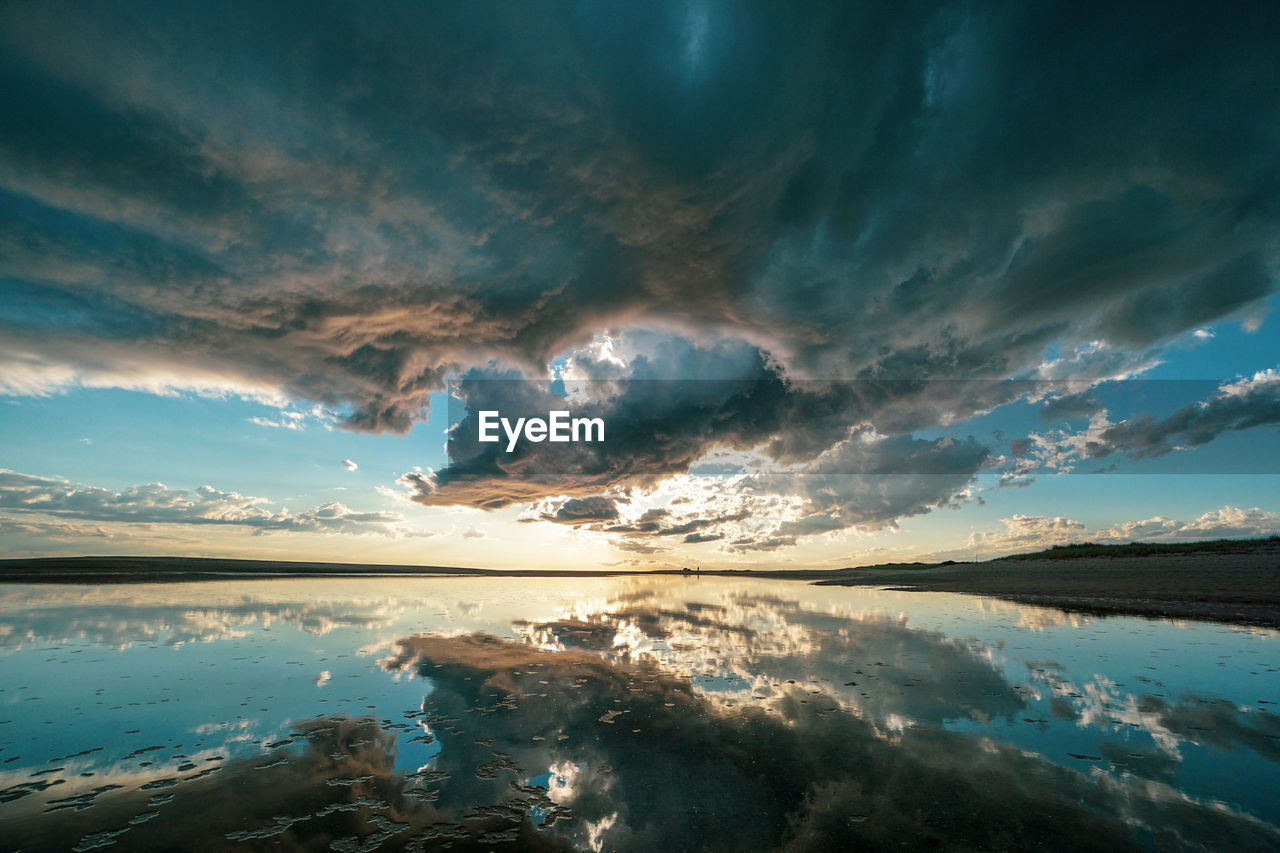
xmin=852 ymin=561 xmax=953 ymax=571
xmin=822 ymin=560 xmax=955 ymax=574
xmin=1003 ymin=536 xmax=1280 ymax=561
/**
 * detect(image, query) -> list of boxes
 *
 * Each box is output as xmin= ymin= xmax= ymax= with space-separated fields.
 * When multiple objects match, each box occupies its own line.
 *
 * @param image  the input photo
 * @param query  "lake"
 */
xmin=0 ymin=576 xmax=1276 ymax=851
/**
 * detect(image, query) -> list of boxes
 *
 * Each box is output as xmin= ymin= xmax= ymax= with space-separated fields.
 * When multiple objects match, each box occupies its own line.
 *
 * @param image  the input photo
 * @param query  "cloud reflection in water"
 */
xmin=0 ymin=578 xmax=1276 ymax=851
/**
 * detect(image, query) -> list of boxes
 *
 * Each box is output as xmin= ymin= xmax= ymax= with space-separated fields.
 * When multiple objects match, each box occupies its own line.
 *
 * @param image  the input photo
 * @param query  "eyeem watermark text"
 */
xmin=478 ymin=410 xmax=605 ymax=452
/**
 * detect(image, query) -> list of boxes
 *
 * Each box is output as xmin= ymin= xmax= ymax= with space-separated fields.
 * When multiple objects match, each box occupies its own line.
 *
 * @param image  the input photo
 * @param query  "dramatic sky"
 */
xmin=2 ymin=0 xmax=1279 ymax=568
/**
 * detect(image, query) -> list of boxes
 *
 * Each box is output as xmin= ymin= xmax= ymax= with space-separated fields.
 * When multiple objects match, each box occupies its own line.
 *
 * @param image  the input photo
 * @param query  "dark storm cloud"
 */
xmin=786 ymin=433 xmax=992 ymax=524
xmin=400 ymin=361 xmax=995 ymax=545
xmin=611 ymin=538 xmax=669 ymax=555
xmin=729 ymin=534 xmax=797 ymax=552
xmin=603 ymin=507 xmax=669 ymax=534
xmin=2 ymin=1 xmax=1279 ymax=525
xmin=1039 ymin=389 xmax=1103 ymax=423
xmin=1020 ymin=374 xmax=1280 ymax=472
xmin=404 ymin=351 xmax=1000 ymax=522
xmin=702 ymin=431 xmax=993 ymax=547
xmin=404 ymin=354 xmax=812 ymax=509
xmin=539 ymin=496 xmax=620 ymax=524
xmin=1096 ymin=374 xmax=1280 ymax=459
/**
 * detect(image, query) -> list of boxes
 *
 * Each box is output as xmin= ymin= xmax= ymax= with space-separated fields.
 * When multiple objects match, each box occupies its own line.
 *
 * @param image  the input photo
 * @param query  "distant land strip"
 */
xmin=814 ymin=537 xmax=1280 ymax=629
xmin=2 ymin=537 xmax=1277 ymax=628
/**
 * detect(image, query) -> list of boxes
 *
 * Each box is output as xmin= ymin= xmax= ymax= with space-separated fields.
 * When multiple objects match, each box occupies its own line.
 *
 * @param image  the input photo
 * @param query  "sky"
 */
xmin=1 ymin=0 xmax=1279 ymax=569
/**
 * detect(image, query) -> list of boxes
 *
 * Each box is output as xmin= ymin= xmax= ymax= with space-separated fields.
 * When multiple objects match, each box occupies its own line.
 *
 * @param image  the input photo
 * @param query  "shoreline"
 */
xmin=2 ymin=545 xmax=1278 ymax=629
xmin=813 ymin=544 xmax=1280 ymax=629
xmin=0 ymin=555 xmax=638 ymax=583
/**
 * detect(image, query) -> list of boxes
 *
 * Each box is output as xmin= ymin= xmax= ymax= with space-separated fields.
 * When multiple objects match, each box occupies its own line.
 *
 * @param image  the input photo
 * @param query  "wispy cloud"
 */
xmin=0 ymin=469 xmax=427 ymax=538
xmin=249 ymin=411 xmax=306 ymax=431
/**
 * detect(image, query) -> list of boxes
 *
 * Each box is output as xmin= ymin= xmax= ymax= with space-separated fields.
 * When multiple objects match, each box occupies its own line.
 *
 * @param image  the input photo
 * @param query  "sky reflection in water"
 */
xmin=0 ymin=577 xmax=1276 ymax=851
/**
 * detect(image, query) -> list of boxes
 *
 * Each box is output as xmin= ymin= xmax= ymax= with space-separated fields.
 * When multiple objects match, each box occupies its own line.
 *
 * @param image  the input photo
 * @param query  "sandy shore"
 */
xmin=814 ymin=543 xmax=1280 ymax=629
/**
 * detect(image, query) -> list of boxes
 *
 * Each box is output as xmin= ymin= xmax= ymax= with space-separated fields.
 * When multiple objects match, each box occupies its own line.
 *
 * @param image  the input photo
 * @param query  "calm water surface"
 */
xmin=0 ymin=576 xmax=1276 ymax=851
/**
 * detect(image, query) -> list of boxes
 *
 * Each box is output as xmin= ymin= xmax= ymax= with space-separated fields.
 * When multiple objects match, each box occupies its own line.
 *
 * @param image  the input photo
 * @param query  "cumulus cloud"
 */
xmin=1100 ymin=506 xmax=1280 ymax=542
xmin=0 ymin=469 xmax=424 ymax=537
xmin=466 ymin=425 xmax=992 ymax=554
xmin=341 ymin=459 xmax=358 ymax=472
xmin=398 ymin=345 xmax=999 ymax=549
xmin=952 ymin=506 xmax=1280 ymax=559
xmin=962 ymin=514 xmax=1092 ymax=555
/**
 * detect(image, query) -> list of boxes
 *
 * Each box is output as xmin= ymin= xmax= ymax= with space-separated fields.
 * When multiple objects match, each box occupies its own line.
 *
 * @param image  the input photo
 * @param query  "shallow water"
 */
xmin=0 ymin=576 xmax=1276 ymax=851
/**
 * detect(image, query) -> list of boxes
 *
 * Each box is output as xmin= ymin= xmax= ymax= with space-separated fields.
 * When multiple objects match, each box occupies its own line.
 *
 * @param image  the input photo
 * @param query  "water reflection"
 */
xmin=511 ymin=599 xmax=1026 ymax=730
xmin=3 ymin=714 xmax=571 ymax=852
xmin=0 ymin=578 xmax=1276 ymax=851
xmin=0 ymin=585 xmax=403 ymax=648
